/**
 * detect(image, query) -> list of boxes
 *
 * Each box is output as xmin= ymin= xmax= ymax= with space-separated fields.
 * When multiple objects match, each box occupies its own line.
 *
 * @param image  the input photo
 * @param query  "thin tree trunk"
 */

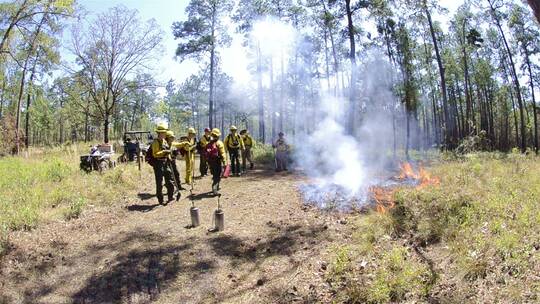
xmin=425 ymin=0 xmax=451 ymax=148
xmin=525 ymin=50 xmax=538 ymax=153
xmin=208 ymin=3 xmax=217 ymax=129
xmin=257 ymin=43 xmax=265 ymax=143
xmin=270 ymin=57 xmax=276 ymax=140
xmin=0 ymin=75 xmax=6 ymax=118
xmin=345 ymin=0 xmax=356 ymax=133
xmin=488 ymin=0 xmax=526 ymax=151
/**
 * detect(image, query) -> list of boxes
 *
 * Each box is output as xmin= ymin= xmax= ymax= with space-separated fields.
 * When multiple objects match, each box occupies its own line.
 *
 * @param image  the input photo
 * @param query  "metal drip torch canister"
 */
xmin=189 ymin=188 xmax=199 ymax=228
xmin=214 ymin=194 xmax=224 ymax=231
xmin=190 ymin=206 xmax=200 ymax=227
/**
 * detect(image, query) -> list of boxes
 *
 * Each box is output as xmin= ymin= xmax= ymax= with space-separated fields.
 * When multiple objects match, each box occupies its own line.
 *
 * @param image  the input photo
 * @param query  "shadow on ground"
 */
xmin=137 ymin=192 xmax=156 ymax=201
xmin=206 ymin=222 xmax=329 ymax=303
xmin=126 ymin=203 xmax=161 ymax=212
xmin=17 ymin=229 xmax=211 ymax=304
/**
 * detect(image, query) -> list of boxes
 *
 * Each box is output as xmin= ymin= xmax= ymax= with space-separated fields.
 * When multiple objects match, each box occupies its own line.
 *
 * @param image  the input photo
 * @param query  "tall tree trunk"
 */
xmin=345 ymin=0 xmax=356 ymax=133
xmin=0 ymin=75 xmax=6 ymax=118
xmin=425 ymin=0 xmax=451 ymax=148
xmin=103 ymin=114 xmax=110 ymax=143
xmin=257 ymin=43 xmax=265 ymax=143
xmin=14 ymin=8 xmax=48 ymax=154
xmin=525 ymin=50 xmax=538 ymax=153
xmin=270 ymin=57 xmax=276 ymax=140
xmin=208 ymin=3 xmax=217 ymax=129
xmin=460 ymin=22 xmax=474 ymax=135
xmin=280 ymin=50 xmax=285 ymax=133
xmin=24 ymin=52 xmax=39 ymax=148
xmin=488 ymin=0 xmax=526 ymax=152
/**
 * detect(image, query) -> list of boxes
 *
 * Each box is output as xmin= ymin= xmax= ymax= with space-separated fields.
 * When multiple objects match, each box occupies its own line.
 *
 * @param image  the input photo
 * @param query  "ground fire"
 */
xmin=370 ymin=162 xmax=440 ymax=213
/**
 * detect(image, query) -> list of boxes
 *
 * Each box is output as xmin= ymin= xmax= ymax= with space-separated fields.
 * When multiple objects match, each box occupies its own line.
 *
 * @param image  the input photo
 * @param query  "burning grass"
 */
xmin=327 ymin=152 xmax=540 ymax=303
xmin=300 ymin=161 xmax=440 ymax=214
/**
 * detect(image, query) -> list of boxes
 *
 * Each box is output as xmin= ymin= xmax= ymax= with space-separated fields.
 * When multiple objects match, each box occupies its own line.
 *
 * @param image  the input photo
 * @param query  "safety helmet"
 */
xmin=204 ymin=127 xmax=211 ymax=133
xmin=211 ymin=128 xmax=221 ymax=137
xmin=155 ymin=123 xmax=168 ymax=133
xmin=166 ymin=130 xmax=175 ymax=138
xmin=230 ymin=125 xmax=237 ymax=131
xmin=188 ymin=127 xmax=196 ymax=135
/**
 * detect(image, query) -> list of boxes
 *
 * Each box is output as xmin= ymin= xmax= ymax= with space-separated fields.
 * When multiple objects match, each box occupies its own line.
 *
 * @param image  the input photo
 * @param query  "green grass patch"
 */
xmin=0 ymin=144 xmax=142 ymax=234
xmin=251 ymin=144 xmax=275 ymax=164
xmin=329 ymin=152 xmax=540 ymax=303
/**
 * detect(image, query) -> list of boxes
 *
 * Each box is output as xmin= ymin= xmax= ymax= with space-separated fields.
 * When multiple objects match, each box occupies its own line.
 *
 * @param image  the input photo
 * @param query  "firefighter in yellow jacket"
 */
xmin=198 ymin=128 xmax=212 ymax=176
xmin=240 ymin=129 xmax=255 ymax=172
xmin=224 ymin=125 xmax=245 ymax=177
xmin=170 ymin=128 xmax=197 ymax=185
xmin=151 ymin=124 xmax=175 ymax=205
xmin=203 ymin=128 xmax=226 ymax=195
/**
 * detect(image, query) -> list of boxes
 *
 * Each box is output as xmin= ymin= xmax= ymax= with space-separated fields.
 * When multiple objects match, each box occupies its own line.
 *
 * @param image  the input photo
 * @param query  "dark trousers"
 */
xmin=171 ymin=159 xmax=181 ymax=188
xmin=208 ymin=159 xmax=222 ymax=187
xmin=229 ymin=148 xmax=240 ymax=174
xmin=153 ymin=160 xmax=174 ymax=203
xmin=199 ymin=154 xmax=208 ymax=176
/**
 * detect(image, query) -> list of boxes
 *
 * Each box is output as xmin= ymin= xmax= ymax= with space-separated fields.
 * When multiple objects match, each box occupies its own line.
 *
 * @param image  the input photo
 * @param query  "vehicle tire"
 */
xmin=98 ymin=160 xmax=109 ymax=173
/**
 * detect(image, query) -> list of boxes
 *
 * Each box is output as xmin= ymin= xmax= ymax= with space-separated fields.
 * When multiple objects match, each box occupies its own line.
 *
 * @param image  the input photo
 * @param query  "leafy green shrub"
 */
xmin=251 ymin=144 xmax=275 ymax=164
xmin=43 ymin=158 xmax=72 ymax=182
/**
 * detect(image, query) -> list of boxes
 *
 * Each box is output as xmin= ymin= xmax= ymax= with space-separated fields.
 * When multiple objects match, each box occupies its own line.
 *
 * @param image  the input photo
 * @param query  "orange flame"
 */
xmin=370 ymin=186 xmax=396 ymax=214
xmin=371 ymin=162 xmax=440 ymax=214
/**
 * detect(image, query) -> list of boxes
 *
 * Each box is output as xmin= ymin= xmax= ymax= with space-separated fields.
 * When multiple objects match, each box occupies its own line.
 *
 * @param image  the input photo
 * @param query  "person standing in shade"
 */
xmin=151 ymin=124 xmax=174 ymax=205
xmin=240 ymin=129 xmax=255 ymax=173
xmin=273 ymin=132 xmax=289 ymax=172
xmin=204 ymin=128 xmax=226 ymax=195
xmin=198 ymin=128 xmax=212 ymax=177
xmin=224 ymin=125 xmax=244 ymax=177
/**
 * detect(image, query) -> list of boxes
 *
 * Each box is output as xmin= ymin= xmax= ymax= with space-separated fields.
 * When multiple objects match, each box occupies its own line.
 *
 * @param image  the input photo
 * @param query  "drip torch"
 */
xmin=214 ymin=193 xmax=224 ymax=231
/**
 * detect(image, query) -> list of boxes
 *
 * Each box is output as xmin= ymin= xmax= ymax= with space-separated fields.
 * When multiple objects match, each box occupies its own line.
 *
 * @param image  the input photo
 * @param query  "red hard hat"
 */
xmin=204 ymin=128 xmax=211 ymax=132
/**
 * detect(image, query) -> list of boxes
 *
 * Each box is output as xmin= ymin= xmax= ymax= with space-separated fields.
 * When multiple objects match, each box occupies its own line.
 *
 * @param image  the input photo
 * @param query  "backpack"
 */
xmin=145 ymin=144 xmax=156 ymax=167
xmin=204 ymin=142 xmax=220 ymax=160
xmin=228 ymin=134 xmax=240 ymax=147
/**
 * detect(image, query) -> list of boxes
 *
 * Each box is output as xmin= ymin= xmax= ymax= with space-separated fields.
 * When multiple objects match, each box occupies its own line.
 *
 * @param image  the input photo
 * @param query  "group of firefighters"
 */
xmin=148 ymin=123 xmax=289 ymax=205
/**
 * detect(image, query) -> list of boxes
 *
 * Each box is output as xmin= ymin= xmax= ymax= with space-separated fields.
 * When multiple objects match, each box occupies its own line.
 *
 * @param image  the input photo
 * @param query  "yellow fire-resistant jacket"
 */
xmin=151 ymin=138 xmax=170 ymax=159
xmin=171 ymin=138 xmax=196 ymax=157
xmin=242 ymin=134 xmax=255 ymax=147
xmin=199 ymin=134 xmax=211 ymax=148
xmin=216 ymin=140 xmax=226 ymax=164
xmin=224 ymin=133 xmax=245 ymax=152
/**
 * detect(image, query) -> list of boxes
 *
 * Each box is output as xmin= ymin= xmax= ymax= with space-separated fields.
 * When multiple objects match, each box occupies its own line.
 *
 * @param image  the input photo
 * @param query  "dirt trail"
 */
xmin=1 ymin=162 xmax=354 ymax=304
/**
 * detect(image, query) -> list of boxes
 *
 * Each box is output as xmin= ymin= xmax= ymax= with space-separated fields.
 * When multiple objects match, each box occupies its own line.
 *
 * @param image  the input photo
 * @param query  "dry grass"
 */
xmin=0 ymin=143 xmax=141 ymax=256
xmin=328 ymin=152 xmax=540 ymax=303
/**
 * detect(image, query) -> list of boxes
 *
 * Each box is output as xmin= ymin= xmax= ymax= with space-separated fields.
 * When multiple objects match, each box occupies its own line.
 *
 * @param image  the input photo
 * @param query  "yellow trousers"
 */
xmin=185 ymin=152 xmax=194 ymax=184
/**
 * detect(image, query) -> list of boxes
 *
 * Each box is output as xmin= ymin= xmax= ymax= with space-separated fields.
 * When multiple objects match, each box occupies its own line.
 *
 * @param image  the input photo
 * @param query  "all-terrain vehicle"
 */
xmin=117 ymin=131 xmax=153 ymax=170
xmin=80 ymin=144 xmax=116 ymax=173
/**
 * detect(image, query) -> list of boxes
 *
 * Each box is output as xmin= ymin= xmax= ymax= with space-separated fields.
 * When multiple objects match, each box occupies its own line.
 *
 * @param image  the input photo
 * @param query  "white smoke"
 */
xmin=219 ymin=17 xmax=402 ymax=209
xmin=296 ymin=53 xmax=400 ymax=210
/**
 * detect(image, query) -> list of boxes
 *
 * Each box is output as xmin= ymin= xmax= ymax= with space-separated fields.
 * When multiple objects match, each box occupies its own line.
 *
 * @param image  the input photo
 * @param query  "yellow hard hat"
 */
xmin=166 ymin=130 xmax=175 ymax=138
xmin=211 ymin=128 xmax=221 ymax=137
xmin=155 ymin=123 xmax=168 ymax=133
xmin=230 ymin=125 xmax=237 ymax=131
xmin=187 ymin=127 xmax=196 ymax=135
